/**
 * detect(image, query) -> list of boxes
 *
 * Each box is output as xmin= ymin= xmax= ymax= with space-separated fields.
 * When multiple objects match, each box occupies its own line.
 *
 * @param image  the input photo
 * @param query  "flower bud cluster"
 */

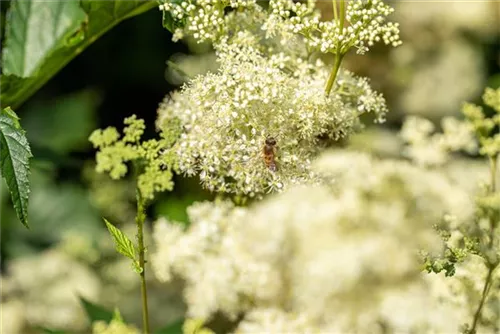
xmin=266 ymin=0 xmax=401 ymax=55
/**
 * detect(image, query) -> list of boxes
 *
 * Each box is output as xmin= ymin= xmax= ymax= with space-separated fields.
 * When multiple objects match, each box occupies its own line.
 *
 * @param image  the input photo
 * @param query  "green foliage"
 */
xmin=1 ymin=0 xmax=157 ymax=109
xmin=39 ymin=328 xmax=68 ymax=334
xmin=182 ymin=319 xmax=215 ymax=334
xmin=79 ymin=296 xmax=114 ymax=323
xmin=0 ymin=107 xmax=32 ymax=228
xmin=104 ymin=218 xmax=141 ymax=273
xmin=154 ymin=319 xmax=184 ymax=334
xmin=2 ymin=1 xmax=87 ymax=77
xmin=462 ymin=87 xmax=500 ymax=158
xmin=22 ymin=90 xmax=100 ymax=154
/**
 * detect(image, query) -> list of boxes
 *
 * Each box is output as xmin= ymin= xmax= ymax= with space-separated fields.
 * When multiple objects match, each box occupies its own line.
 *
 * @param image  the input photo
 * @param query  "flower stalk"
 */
xmin=325 ymin=0 xmax=346 ymax=96
xmin=136 ymin=189 xmax=150 ymax=334
xmin=470 ymin=154 xmax=498 ymax=334
xmin=325 ymin=52 xmax=345 ymax=96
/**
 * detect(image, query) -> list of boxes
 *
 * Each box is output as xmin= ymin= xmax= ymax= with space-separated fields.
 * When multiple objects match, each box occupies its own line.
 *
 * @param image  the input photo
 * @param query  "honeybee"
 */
xmin=263 ymin=137 xmax=278 ymax=172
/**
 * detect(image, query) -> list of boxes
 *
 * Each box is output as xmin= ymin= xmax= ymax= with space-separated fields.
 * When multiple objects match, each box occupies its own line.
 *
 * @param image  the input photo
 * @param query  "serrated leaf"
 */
xmin=104 ymin=218 xmax=136 ymax=260
xmin=79 ymin=296 xmax=114 ymax=323
xmin=0 ymin=107 xmax=32 ymax=228
xmin=2 ymin=1 xmax=87 ymax=77
xmin=1 ymin=0 xmax=157 ymax=109
xmin=154 ymin=319 xmax=184 ymax=334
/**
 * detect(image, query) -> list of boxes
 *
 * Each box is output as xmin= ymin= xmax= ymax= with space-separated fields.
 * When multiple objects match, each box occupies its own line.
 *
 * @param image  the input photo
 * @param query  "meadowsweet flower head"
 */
xmin=266 ymin=0 xmax=401 ymax=55
xmin=400 ymin=115 xmax=477 ymax=167
xmin=157 ymin=44 xmax=387 ymax=195
xmin=151 ymin=150 xmax=473 ymax=331
xmin=1 ymin=250 xmax=101 ymax=331
xmin=235 ymin=308 xmax=317 ymax=333
xmin=159 ymin=0 xmax=258 ymax=43
xmin=160 ymin=0 xmax=401 ymax=56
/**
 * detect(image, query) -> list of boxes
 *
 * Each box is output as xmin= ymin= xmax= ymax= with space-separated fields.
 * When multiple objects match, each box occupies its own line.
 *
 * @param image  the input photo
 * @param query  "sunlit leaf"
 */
xmin=1 ymin=0 xmax=157 ymax=109
xmin=104 ymin=218 xmax=136 ymax=261
xmin=2 ymin=1 xmax=87 ymax=78
xmin=0 ymin=107 xmax=32 ymax=228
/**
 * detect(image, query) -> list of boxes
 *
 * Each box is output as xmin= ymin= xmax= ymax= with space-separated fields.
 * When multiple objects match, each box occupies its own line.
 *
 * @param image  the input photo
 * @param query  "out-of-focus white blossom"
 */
xmin=152 ymin=150 xmax=476 ymax=332
xmin=395 ymin=38 xmax=484 ymax=119
xmin=348 ymin=127 xmax=403 ymax=158
xmin=235 ymin=308 xmax=317 ymax=333
xmin=395 ymin=1 xmax=499 ymax=38
xmin=400 ymin=115 xmax=477 ymax=167
xmin=1 ymin=250 xmax=101 ymax=331
xmin=0 ymin=299 xmax=25 ymax=334
xmin=58 ymin=229 xmax=100 ymax=263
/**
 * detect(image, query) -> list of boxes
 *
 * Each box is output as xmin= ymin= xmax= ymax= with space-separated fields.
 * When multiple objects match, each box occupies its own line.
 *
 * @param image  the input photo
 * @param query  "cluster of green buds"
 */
xmin=89 ymin=115 xmax=180 ymax=201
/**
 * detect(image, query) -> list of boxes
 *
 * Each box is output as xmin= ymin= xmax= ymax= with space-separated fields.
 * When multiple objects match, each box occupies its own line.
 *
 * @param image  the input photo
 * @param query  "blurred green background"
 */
xmin=0 ymin=1 xmax=499 ymax=332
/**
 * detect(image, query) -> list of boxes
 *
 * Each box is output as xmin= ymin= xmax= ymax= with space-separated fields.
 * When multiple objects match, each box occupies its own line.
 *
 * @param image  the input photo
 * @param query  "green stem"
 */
xmin=136 ymin=191 xmax=150 ymax=334
xmin=332 ymin=0 xmax=338 ymax=23
xmin=324 ymin=52 xmax=344 ymax=96
xmin=470 ymin=267 xmax=494 ymax=333
xmin=339 ymin=0 xmax=345 ymax=34
xmin=325 ymin=0 xmax=346 ymax=96
xmin=490 ymin=155 xmax=497 ymax=193
xmin=470 ymin=154 xmax=498 ymax=333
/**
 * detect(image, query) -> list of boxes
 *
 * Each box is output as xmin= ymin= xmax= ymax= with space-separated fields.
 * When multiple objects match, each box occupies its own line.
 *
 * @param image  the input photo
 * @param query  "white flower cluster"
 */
xmin=266 ymin=0 xmax=401 ymax=54
xmin=158 ymin=0 xmax=258 ymax=42
xmin=0 ymin=250 xmax=101 ymax=332
xmin=157 ymin=42 xmax=388 ymax=195
xmin=400 ymin=116 xmax=477 ymax=167
xmin=152 ymin=201 xmax=282 ymax=320
xmin=151 ymin=150 xmax=475 ymax=332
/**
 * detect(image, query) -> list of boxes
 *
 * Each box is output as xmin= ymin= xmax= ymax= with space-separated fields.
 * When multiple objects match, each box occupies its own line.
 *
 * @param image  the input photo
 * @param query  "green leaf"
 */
xmin=154 ymin=319 xmax=184 ymax=334
xmin=1 ymin=0 xmax=157 ymax=109
xmin=38 ymin=327 xmax=68 ymax=334
xmin=79 ymin=296 xmax=114 ymax=323
xmin=2 ymin=1 xmax=87 ymax=77
xmin=0 ymin=107 xmax=32 ymax=228
xmin=104 ymin=218 xmax=136 ymax=261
